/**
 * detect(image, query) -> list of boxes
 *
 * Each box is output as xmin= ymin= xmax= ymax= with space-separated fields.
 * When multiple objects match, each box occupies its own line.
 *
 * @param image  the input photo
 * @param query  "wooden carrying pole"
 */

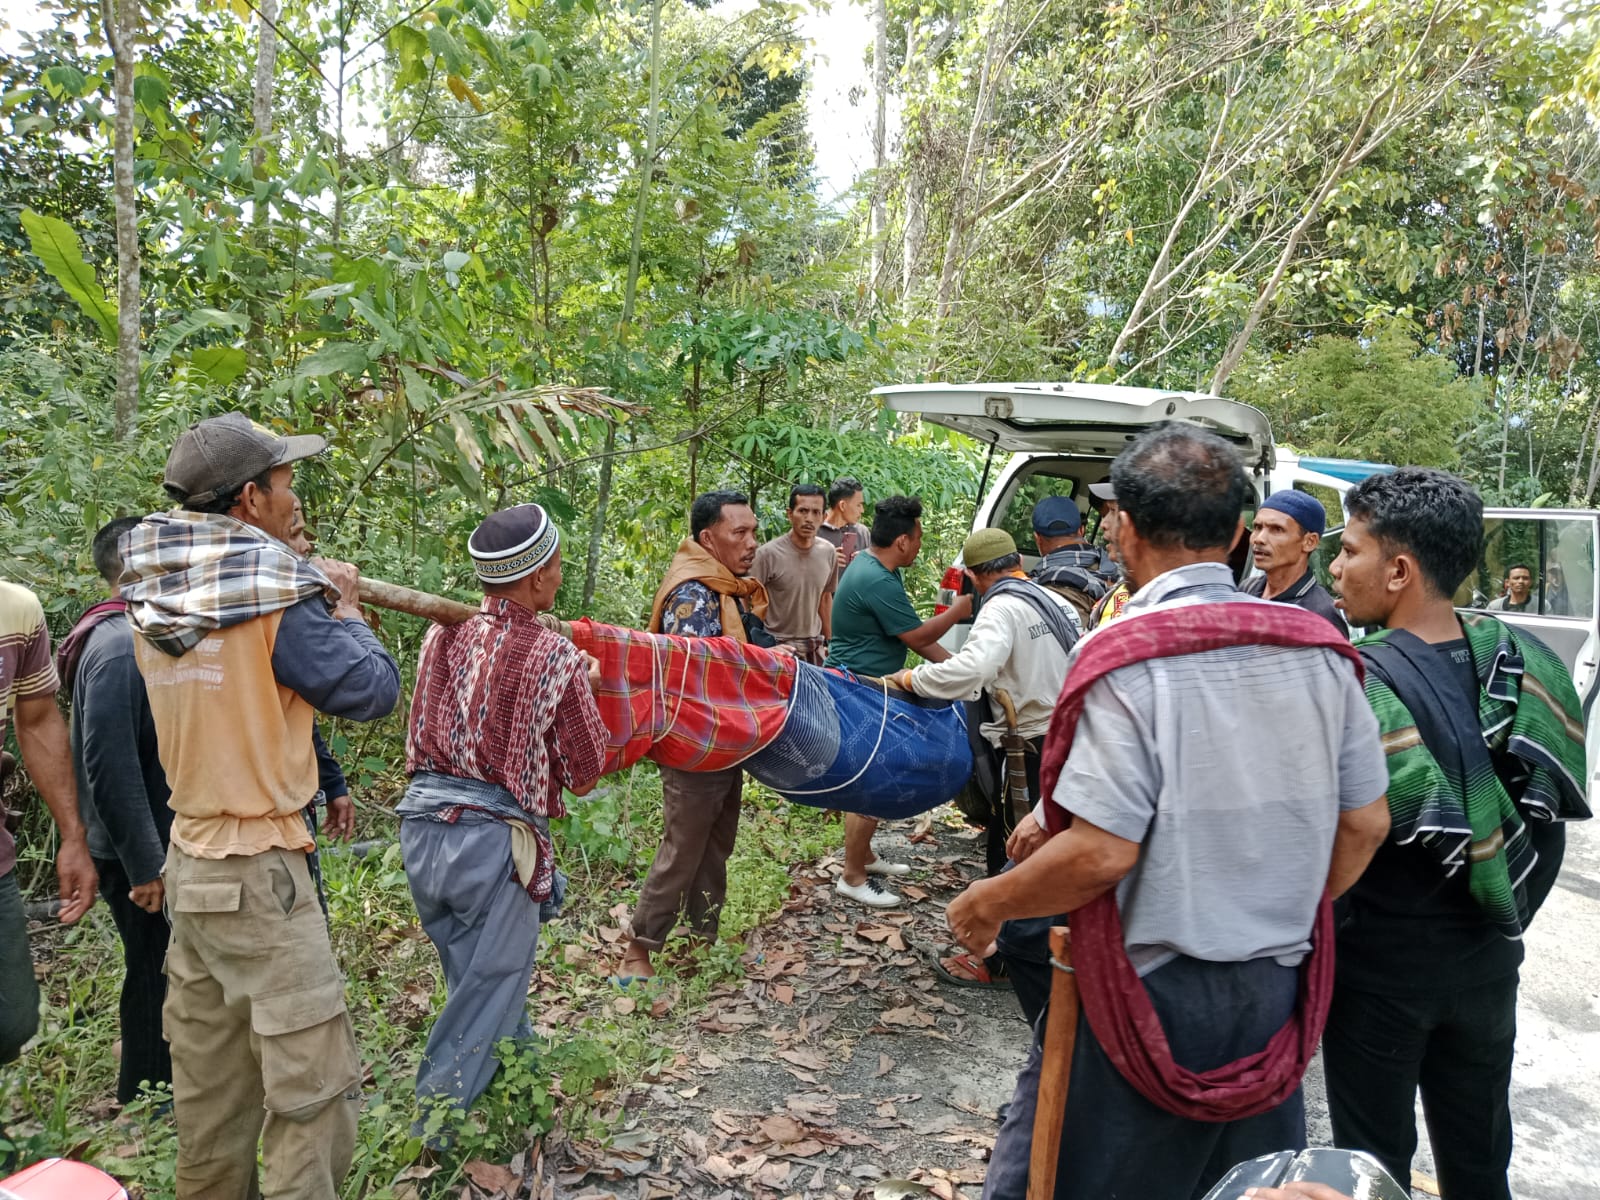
xmin=1028 ymin=926 xmax=1080 ymax=1200
xmin=357 ymin=577 xmax=477 ymax=625
xmin=356 ymin=577 xmax=574 ymax=640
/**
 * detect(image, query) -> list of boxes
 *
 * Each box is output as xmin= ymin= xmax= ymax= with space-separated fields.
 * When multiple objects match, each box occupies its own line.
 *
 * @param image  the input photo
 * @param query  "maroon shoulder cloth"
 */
xmin=1038 ymin=601 xmax=1363 ymax=1122
xmin=55 ymin=598 xmax=129 ymax=698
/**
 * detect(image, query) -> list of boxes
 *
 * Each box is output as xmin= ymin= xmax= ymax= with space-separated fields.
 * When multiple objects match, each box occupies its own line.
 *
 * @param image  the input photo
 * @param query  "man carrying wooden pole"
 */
xmin=946 ymin=424 xmax=1392 ymax=1200
xmin=396 ymin=504 xmax=608 ymax=1145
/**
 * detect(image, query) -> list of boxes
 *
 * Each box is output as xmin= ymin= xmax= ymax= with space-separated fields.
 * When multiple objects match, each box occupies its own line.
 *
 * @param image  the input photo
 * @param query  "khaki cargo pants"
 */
xmin=164 ymin=844 xmax=362 ymax=1200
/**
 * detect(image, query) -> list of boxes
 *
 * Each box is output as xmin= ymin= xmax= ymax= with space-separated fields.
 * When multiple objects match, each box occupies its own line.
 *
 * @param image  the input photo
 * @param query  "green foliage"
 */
xmin=11 ymin=780 xmax=840 ymax=1198
xmin=1231 ymin=321 xmax=1485 ymax=470
xmin=18 ymin=210 xmax=117 ymax=342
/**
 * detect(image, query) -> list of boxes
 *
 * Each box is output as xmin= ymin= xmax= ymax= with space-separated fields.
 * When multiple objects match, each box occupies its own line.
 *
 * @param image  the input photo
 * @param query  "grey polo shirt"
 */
xmin=1049 ymin=562 xmax=1388 ymax=974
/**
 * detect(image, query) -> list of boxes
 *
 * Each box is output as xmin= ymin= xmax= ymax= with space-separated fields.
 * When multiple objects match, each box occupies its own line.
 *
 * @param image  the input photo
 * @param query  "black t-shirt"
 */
xmin=1334 ymin=637 xmax=1527 ymax=995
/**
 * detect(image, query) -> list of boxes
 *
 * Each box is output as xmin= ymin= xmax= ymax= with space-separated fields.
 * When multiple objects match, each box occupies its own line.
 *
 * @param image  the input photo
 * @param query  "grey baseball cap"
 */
xmin=164 ymin=413 xmax=327 ymax=506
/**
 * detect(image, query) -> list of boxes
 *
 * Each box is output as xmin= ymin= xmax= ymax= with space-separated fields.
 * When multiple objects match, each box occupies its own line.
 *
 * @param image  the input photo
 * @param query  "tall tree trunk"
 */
xmin=247 ymin=0 xmax=278 ymax=359
xmin=900 ymin=19 xmax=924 ymax=314
xmin=102 ymin=0 xmax=141 ymax=440
xmin=868 ymin=0 xmax=888 ymax=298
xmin=250 ymin=0 xmax=279 ymax=178
xmin=584 ymin=0 xmax=663 ymax=608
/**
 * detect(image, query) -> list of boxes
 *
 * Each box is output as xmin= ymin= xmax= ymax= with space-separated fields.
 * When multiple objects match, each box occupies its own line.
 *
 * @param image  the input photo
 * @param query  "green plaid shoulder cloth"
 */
xmin=1358 ymin=613 xmax=1589 ymax=939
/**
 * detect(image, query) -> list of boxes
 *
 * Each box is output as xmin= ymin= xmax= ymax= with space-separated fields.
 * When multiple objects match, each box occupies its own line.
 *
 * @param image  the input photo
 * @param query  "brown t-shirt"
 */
xmin=751 ymin=534 xmax=837 ymax=641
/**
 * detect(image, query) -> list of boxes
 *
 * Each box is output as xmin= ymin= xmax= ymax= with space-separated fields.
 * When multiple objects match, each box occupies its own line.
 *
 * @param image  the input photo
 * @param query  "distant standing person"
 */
xmin=818 ymin=477 xmax=870 ymax=572
xmin=1243 ymin=490 xmax=1347 ymax=636
xmin=58 ymin=517 xmax=173 ymax=1105
xmin=1325 ymin=469 xmax=1588 ymax=1198
xmin=1486 ymin=563 xmax=1534 ymax=612
xmin=751 ymin=484 xmax=836 ymax=665
xmin=826 ymin=496 xmax=972 ymax=907
xmin=619 ymin=491 xmax=770 ymax=981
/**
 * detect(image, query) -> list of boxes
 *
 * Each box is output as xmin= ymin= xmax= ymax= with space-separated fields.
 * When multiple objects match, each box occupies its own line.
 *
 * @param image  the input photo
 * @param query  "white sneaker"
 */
xmin=836 ymin=876 xmax=902 ymax=908
xmin=865 ymin=859 xmax=911 ymax=877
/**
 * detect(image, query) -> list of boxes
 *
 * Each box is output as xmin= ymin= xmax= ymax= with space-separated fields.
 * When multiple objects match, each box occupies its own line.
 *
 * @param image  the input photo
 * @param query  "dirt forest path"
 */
xmin=534 ymin=820 xmax=1019 ymax=1200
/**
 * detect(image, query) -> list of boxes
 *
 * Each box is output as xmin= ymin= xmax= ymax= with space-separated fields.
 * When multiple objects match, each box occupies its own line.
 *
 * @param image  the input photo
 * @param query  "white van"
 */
xmin=877 ymin=381 xmax=1600 ymax=799
xmin=873 ymin=382 xmax=1369 ymax=634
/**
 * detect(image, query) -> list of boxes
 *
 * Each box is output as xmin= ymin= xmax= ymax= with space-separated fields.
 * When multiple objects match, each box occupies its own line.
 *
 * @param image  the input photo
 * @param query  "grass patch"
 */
xmin=5 ymin=764 xmax=842 ymax=1197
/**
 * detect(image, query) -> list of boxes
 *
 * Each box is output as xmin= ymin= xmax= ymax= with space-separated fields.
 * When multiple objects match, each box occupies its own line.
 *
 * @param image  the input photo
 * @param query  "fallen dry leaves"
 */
xmin=441 ymin=820 xmax=1001 ymax=1200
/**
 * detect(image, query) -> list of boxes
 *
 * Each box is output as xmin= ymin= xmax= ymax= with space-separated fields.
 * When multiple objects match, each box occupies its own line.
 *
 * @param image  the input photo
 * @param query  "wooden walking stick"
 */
xmin=1027 ymin=926 xmax=1079 ymax=1200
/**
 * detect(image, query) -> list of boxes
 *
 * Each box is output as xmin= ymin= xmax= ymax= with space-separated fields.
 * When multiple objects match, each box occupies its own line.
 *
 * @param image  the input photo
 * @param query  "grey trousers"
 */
xmin=400 ymin=815 xmax=541 ymax=1124
xmin=0 ymin=869 xmax=40 ymax=1064
xmin=628 ymin=765 xmax=743 ymax=951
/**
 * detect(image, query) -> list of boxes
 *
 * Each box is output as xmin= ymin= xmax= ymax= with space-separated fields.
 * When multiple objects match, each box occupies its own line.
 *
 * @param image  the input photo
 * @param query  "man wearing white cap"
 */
xmin=120 ymin=412 xmax=401 ymax=1200
xmin=398 ymin=504 xmax=607 ymax=1139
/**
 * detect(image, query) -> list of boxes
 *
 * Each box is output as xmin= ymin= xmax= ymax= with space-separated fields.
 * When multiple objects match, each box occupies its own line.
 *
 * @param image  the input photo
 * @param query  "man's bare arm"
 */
xmin=945 ymin=815 xmax=1140 ymax=956
xmin=15 ymin=694 xmax=97 ymax=924
xmin=898 ymin=593 xmax=971 ymax=663
xmin=1325 ymin=794 xmax=1390 ymax=899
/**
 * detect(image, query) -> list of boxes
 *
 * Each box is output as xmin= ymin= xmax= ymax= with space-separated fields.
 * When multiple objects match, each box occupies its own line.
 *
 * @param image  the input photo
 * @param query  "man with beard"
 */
xmin=1325 ymin=468 xmax=1588 ymax=1198
xmin=1244 ymin=490 xmax=1346 ymax=635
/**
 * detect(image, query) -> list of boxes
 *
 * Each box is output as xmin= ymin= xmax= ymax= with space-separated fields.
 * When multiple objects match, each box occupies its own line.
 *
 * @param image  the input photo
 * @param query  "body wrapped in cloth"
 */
xmin=568 ymin=619 xmax=973 ymax=818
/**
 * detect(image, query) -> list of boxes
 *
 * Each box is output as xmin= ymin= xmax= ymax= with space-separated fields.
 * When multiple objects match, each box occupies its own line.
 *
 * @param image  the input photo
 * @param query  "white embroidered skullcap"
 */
xmin=469 ymin=504 xmax=559 ymax=584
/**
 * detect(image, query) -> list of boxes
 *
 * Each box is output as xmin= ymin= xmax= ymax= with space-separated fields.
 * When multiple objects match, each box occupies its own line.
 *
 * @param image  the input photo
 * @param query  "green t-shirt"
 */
xmin=825 ymin=552 xmax=923 ymax=676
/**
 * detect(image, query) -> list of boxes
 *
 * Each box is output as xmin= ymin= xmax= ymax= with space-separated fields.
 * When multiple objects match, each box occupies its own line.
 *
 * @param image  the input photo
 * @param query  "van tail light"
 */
xmin=935 ymin=565 xmax=967 ymax=616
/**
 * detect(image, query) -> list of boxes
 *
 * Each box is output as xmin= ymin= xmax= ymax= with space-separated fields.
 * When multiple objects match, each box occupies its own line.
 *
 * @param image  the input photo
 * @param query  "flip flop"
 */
xmin=933 ymin=951 xmax=1009 ymax=989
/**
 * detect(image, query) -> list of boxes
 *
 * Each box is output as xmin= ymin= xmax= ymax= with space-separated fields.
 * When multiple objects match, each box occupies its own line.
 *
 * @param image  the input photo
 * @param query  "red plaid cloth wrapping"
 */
xmin=568 ymin=618 xmax=798 ymax=773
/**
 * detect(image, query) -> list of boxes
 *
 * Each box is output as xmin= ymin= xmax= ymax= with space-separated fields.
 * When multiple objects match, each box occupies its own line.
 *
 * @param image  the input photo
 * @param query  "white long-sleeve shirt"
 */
xmin=907 ymin=587 xmax=1079 ymax=745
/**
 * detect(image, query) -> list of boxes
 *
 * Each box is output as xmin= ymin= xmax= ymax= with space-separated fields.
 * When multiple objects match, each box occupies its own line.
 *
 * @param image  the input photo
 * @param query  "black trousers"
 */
xmin=983 ymin=953 xmax=1305 ymax=1200
xmin=94 ymin=856 xmax=173 ymax=1104
xmin=1323 ymin=976 xmax=1518 ymax=1200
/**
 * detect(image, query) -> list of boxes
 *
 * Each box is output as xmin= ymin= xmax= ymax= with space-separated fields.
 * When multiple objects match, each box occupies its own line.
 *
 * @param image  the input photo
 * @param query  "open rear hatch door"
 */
xmin=874 ymin=382 xmax=1276 ymax=471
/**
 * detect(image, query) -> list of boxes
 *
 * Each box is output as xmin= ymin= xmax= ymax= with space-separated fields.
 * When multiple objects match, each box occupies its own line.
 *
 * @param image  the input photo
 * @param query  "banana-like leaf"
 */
xmin=20 ymin=209 xmax=117 ymax=342
xmin=189 ymin=346 xmax=248 ymax=387
xmin=143 ymin=308 xmax=248 ymax=386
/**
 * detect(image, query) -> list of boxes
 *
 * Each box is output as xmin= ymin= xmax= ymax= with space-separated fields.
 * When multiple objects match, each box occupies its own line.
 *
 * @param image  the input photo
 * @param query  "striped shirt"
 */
xmin=1 ymin=581 xmax=60 ymax=876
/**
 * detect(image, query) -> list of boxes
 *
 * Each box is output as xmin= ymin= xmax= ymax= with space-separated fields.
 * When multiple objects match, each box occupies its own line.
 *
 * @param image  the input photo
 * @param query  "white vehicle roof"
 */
xmin=874 ymin=382 xmax=1276 ymax=469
